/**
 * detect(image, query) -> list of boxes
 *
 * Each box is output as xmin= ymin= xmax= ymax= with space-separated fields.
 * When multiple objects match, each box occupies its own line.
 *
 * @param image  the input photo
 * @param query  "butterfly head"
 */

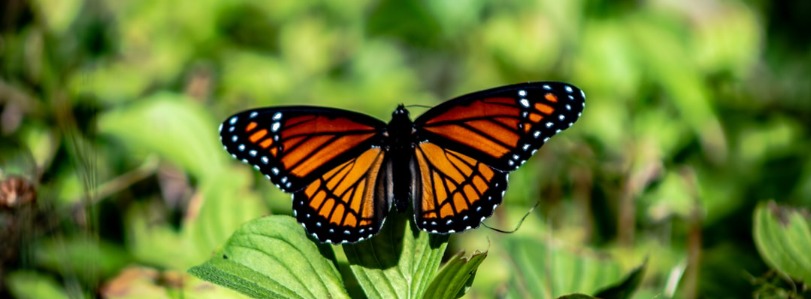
xmin=382 ymin=104 xmax=416 ymax=151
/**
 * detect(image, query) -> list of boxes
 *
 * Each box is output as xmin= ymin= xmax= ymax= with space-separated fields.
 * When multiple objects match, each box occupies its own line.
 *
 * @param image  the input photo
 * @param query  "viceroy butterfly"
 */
xmin=219 ymin=82 xmax=585 ymax=244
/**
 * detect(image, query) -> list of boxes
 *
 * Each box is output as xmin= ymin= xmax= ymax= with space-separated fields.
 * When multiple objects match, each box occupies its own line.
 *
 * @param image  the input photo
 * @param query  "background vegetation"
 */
xmin=2 ymin=0 xmax=810 ymax=298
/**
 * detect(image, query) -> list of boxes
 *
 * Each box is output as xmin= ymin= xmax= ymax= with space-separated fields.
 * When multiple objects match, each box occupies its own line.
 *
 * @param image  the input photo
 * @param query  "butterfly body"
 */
xmin=220 ymin=82 xmax=585 ymax=244
xmin=382 ymin=105 xmax=419 ymax=213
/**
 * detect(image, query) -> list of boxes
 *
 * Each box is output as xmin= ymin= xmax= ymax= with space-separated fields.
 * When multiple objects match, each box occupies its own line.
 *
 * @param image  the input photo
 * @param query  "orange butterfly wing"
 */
xmin=415 ymin=82 xmax=585 ymax=171
xmin=220 ymin=107 xmax=391 ymax=243
xmin=412 ymin=142 xmax=508 ymax=233
xmin=220 ymin=107 xmax=384 ymax=193
xmin=292 ymin=148 xmax=391 ymax=243
xmin=412 ymin=82 xmax=585 ymax=232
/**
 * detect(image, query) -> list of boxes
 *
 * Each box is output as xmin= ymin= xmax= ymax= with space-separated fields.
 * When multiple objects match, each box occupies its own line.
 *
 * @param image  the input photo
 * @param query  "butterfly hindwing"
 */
xmin=219 ymin=106 xmax=385 ymax=193
xmin=414 ymin=82 xmax=585 ymax=172
xmin=292 ymin=148 xmax=390 ymax=243
xmin=413 ymin=142 xmax=508 ymax=233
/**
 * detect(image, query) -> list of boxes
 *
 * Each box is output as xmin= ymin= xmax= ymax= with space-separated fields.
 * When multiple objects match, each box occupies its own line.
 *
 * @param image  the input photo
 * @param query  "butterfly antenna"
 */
xmin=405 ymin=104 xmax=432 ymax=110
xmin=482 ymin=200 xmax=540 ymax=234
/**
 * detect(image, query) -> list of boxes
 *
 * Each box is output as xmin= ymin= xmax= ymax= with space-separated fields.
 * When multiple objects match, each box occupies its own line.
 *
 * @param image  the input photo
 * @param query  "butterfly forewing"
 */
xmin=219 ymin=107 xmax=385 ymax=193
xmin=413 ymin=142 xmax=508 ymax=233
xmin=414 ymin=82 xmax=585 ymax=171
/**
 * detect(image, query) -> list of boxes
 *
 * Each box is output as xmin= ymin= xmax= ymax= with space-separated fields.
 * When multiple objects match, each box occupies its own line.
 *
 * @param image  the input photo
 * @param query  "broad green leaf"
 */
xmin=753 ymin=201 xmax=811 ymax=284
xmin=189 ymin=216 xmax=349 ymax=299
xmin=101 ymin=267 xmax=248 ymax=299
xmin=35 ymin=235 xmax=132 ymax=285
xmin=6 ymin=271 xmax=70 ymax=299
xmin=504 ymin=237 xmax=624 ymax=299
xmin=423 ymin=250 xmax=487 ymax=299
xmin=342 ymin=212 xmax=448 ymax=299
xmin=593 ymin=260 xmax=647 ymax=299
xmin=97 ymin=92 xmax=227 ymax=180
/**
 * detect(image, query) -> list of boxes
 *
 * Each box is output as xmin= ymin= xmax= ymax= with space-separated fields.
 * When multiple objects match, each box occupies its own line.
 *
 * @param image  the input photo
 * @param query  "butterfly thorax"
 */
xmin=385 ymin=104 xmax=417 ymax=212
xmin=383 ymin=104 xmax=416 ymax=150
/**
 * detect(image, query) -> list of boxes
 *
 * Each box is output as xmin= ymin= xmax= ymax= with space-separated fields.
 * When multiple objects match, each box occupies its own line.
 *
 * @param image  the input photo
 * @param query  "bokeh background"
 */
xmin=2 ymin=0 xmax=810 ymax=298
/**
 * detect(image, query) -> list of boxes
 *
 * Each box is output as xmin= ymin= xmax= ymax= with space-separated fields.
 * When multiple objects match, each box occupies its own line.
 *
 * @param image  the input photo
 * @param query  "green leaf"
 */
xmin=557 ymin=294 xmax=597 ymax=299
xmin=423 ymin=250 xmax=487 ymax=299
xmin=593 ymin=260 xmax=647 ymax=299
xmin=189 ymin=216 xmax=350 ymax=299
xmin=342 ymin=212 xmax=448 ymax=299
xmin=753 ymin=201 xmax=811 ymax=284
xmin=6 ymin=271 xmax=70 ymax=299
xmin=34 ymin=235 xmax=132 ymax=285
xmin=504 ymin=237 xmax=625 ymax=299
xmin=97 ymin=92 xmax=228 ymax=180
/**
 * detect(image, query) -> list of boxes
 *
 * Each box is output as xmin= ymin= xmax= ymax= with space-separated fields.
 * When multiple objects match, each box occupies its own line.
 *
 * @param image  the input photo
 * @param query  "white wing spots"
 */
xmin=253 ymin=165 xmax=260 ymax=170
xmin=508 ymin=160 xmax=514 ymax=166
xmin=479 ymin=216 xmax=486 ymax=222
xmin=446 ymin=219 xmax=453 ymax=225
xmin=543 ymin=137 xmax=550 ymax=142
xmin=285 ymin=182 xmax=292 ymax=188
xmin=344 ymin=230 xmax=351 ymax=235
xmin=271 ymin=167 xmax=280 ymax=175
xmin=316 ymin=221 xmax=322 ymax=227
xmin=568 ymin=122 xmax=573 ymax=127
xmin=465 ymin=225 xmax=472 ymax=230
xmin=543 ymin=84 xmax=551 ymax=90
xmin=249 ymin=111 xmax=258 ymax=118
xmin=512 ymin=154 xmax=519 ymax=160
xmin=533 ymin=131 xmax=541 ymax=138
xmin=522 ymin=144 xmax=530 ymax=151
xmin=238 ymin=144 xmax=245 ymax=151
xmin=271 ymin=122 xmax=281 ymax=132
xmin=531 ymin=149 xmax=538 ymax=155
xmin=462 ymin=215 xmax=469 ymax=221
xmin=559 ymin=114 xmax=565 ymax=121
xmin=231 ymin=135 xmax=238 ymax=142
xmin=229 ymin=127 xmax=235 ymax=132
xmin=273 ymin=112 xmax=282 ymax=120
xmin=261 ymin=156 xmax=269 ymax=164
xmin=229 ymin=116 xmax=238 ymax=125
xmin=580 ymin=89 xmax=586 ymax=99
xmin=546 ymin=122 xmax=553 ymax=128
xmin=518 ymin=89 xmax=527 ymax=97
xmin=519 ymin=98 xmax=530 ymax=108
xmin=566 ymin=104 xmax=572 ymax=111
xmin=264 ymin=174 xmax=271 ymax=180
xmin=565 ymin=85 xmax=573 ymax=93
xmin=218 ymin=123 xmax=223 ymax=133
xmin=249 ymin=150 xmax=257 ymax=157
xmin=280 ymin=176 xmax=288 ymax=183
xmin=555 ymin=129 xmax=561 ymax=134
xmin=241 ymin=158 xmax=248 ymax=164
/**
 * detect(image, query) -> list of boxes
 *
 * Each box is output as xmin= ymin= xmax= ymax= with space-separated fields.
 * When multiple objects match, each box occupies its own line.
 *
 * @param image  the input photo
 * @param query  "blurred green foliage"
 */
xmin=2 ymin=0 xmax=810 ymax=298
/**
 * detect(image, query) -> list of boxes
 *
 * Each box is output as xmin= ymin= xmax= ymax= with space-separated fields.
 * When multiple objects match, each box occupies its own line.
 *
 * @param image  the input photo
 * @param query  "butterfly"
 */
xmin=219 ymin=82 xmax=585 ymax=244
